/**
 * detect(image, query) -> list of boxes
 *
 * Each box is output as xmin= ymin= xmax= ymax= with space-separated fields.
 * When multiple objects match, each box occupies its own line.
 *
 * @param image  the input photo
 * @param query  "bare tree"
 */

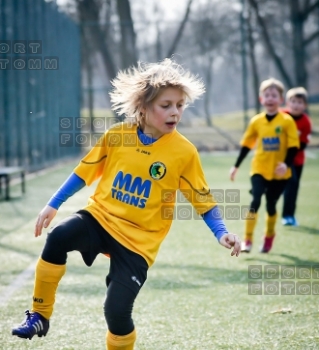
xmin=81 ymin=25 xmax=95 ymax=129
xmin=58 ymin=0 xmax=319 ymax=118
xmin=248 ymin=0 xmax=293 ymax=87
xmin=185 ymin=3 xmax=239 ymax=146
xmin=248 ymin=0 xmax=319 ymax=88
xmin=77 ymin=0 xmax=117 ymax=80
xmin=290 ymin=0 xmax=319 ymax=87
xmin=246 ymin=7 xmax=260 ymax=113
xmin=154 ymin=4 xmax=163 ymax=60
xmin=116 ymin=0 xmax=137 ymax=68
xmin=193 ymin=14 xmax=220 ymax=126
xmin=166 ymin=0 xmax=194 ymax=58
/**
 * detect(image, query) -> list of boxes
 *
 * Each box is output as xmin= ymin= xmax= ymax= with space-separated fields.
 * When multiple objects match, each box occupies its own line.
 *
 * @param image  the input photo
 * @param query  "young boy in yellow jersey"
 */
xmin=12 ymin=59 xmax=241 ymax=350
xmin=230 ymin=77 xmax=299 ymax=253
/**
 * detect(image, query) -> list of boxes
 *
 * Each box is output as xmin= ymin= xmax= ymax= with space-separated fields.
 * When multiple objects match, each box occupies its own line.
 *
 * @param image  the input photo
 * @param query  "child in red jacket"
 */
xmin=281 ymin=87 xmax=312 ymax=226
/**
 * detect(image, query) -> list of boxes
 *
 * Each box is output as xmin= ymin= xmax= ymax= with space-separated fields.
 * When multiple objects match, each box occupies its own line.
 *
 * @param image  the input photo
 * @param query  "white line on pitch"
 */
xmin=0 ymin=260 xmax=37 ymax=307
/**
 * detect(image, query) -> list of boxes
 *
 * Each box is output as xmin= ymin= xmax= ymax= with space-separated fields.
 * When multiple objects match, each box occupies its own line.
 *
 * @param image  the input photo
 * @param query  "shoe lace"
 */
xmin=24 ymin=310 xmax=41 ymax=326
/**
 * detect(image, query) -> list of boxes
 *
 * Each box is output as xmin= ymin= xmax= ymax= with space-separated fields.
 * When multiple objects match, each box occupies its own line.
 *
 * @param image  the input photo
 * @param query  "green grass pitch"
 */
xmin=0 ymin=151 xmax=319 ymax=349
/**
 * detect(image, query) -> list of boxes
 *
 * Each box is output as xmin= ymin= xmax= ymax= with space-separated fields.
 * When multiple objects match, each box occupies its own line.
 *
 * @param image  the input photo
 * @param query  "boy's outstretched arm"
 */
xmin=219 ymin=234 xmax=241 ymax=257
xmin=35 ymin=205 xmax=58 ymax=237
xmin=230 ymin=146 xmax=251 ymax=181
xmin=34 ymin=173 xmax=86 ymax=237
xmin=202 ymin=206 xmax=241 ymax=257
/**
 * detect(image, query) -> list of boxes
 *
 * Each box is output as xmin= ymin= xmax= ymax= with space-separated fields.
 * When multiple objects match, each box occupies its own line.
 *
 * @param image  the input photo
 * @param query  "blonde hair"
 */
xmin=259 ymin=78 xmax=285 ymax=97
xmin=109 ymin=59 xmax=205 ymax=126
xmin=286 ymin=87 xmax=308 ymax=103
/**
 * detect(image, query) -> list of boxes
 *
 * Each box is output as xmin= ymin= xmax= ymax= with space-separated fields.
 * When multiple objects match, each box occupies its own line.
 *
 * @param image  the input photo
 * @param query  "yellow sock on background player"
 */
xmin=241 ymin=212 xmax=258 ymax=252
xmin=265 ymin=213 xmax=277 ymax=238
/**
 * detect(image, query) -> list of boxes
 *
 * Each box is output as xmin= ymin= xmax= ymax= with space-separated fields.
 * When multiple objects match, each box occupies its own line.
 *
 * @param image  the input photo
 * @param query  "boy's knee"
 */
xmin=104 ymin=300 xmax=134 ymax=335
xmin=46 ymin=226 xmax=66 ymax=247
xmin=104 ymin=282 xmax=136 ymax=335
xmin=250 ymin=198 xmax=261 ymax=212
xmin=42 ymin=225 xmax=69 ymax=264
xmin=266 ymin=203 xmax=276 ymax=216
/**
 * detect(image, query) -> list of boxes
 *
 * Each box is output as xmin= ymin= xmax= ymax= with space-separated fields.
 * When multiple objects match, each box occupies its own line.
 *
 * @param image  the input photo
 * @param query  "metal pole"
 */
xmin=240 ymin=0 xmax=249 ymax=130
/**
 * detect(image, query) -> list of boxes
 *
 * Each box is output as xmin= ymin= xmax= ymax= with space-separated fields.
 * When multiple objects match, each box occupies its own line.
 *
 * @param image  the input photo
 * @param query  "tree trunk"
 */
xmin=204 ymin=55 xmax=213 ymax=127
xmin=202 ymin=54 xmax=239 ymax=146
xmin=290 ymin=0 xmax=307 ymax=87
xmin=77 ymin=0 xmax=117 ymax=80
xmin=117 ymin=0 xmax=138 ymax=68
xmin=240 ymin=0 xmax=249 ymax=129
xmin=85 ymin=43 xmax=94 ymax=132
xmin=248 ymin=0 xmax=293 ymax=88
xmin=80 ymin=19 xmax=94 ymax=131
xmin=247 ymin=7 xmax=260 ymax=114
xmin=156 ymin=23 xmax=162 ymax=60
xmin=166 ymin=0 xmax=194 ymax=57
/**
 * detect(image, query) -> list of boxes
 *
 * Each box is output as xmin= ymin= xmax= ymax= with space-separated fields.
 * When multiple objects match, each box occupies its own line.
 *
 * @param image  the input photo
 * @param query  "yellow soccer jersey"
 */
xmin=241 ymin=111 xmax=299 ymax=180
xmin=74 ymin=123 xmax=216 ymax=266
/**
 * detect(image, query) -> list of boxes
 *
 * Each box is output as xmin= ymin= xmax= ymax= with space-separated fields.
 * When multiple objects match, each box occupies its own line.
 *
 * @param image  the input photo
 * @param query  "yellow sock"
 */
xmin=265 ymin=213 xmax=277 ymax=238
xmin=106 ymin=329 xmax=136 ymax=350
xmin=31 ymin=258 xmax=66 ymax=319
xmin=244 ymin=212 xmax=258 ymax=242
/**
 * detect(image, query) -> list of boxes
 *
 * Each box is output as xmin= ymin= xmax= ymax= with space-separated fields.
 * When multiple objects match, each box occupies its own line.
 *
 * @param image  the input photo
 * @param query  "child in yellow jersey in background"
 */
xmin=230 ymin=77 xmax=299 ymax=253
xmin=12 ymin=59 xmax=241 ymax=350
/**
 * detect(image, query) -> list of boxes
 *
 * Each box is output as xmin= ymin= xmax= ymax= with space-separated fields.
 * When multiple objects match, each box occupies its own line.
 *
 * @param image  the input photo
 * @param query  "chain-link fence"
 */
xmin=0 ymin=0 xmax=81 ymax=171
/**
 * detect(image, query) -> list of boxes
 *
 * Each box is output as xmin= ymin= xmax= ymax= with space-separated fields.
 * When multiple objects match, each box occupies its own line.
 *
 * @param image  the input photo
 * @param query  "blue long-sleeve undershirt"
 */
xmin=47 ymin=173 xmax=85 ymax=209
xmin=202 ymin=206 xmax=228 ymax=241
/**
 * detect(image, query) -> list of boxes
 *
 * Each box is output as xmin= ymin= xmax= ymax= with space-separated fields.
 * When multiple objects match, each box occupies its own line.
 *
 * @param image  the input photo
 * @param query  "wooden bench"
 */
xmin=0 ymin=167 xmax=25 ymax=200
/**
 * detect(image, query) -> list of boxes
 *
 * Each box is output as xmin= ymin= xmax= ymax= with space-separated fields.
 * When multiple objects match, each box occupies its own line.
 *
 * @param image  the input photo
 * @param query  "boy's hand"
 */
xmin=219 ymin=233 xmax=241 ymax=257
xmin=35 ymin=205 xmax=57 ymax=237
xmin=229 ymin=166 xmax=238 ymax=181
xmin=274 ymin=162 xmax=287 ymax=177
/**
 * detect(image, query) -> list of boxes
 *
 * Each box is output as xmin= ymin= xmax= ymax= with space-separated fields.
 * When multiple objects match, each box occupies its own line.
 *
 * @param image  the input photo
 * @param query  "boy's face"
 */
xmin=286 ymin=96 xmax=306 ymax=116
xmin=142 ymin=87 xmax=185 ymax=139
xmin=259 ymin=87 xmax=283 ymax=115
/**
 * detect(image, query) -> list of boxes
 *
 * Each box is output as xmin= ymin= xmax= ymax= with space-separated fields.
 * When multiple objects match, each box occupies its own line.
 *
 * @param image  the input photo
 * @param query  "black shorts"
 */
xmin=46 ymin=210 xmax=148 ymax=295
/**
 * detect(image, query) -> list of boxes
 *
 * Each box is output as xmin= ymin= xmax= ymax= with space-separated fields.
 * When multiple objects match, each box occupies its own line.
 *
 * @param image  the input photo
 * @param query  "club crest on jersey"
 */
xmin=275 ymin=126 xmax=282 ymax=134
xmin=149 ymin=162 xmax=166 ymax=180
